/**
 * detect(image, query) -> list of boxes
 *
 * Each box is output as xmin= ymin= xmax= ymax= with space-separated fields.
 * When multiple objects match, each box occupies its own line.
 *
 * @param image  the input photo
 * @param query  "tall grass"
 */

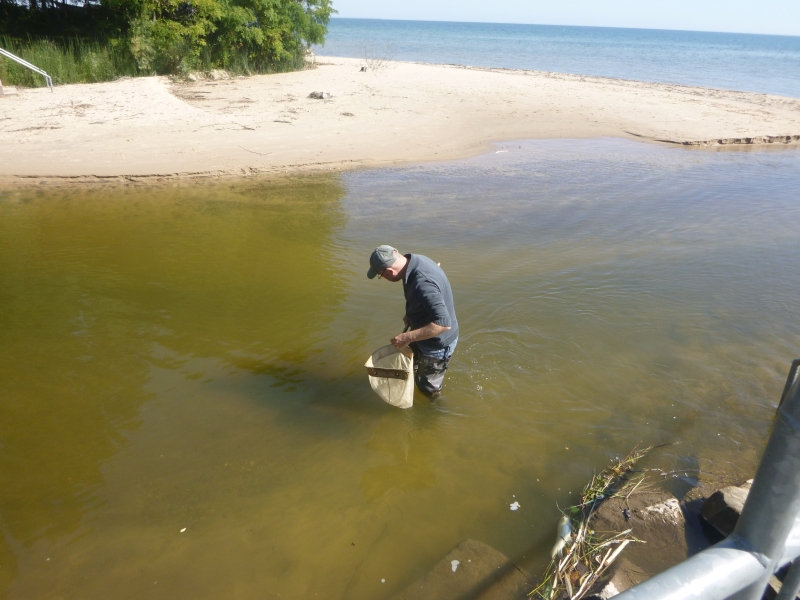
xmin=200 ymin=43 xmax=309 ymax=77
xmin=0 ymin=36 xmax=137 ymax=87
xmin=0 ymin=35 xmax=311 ymax=88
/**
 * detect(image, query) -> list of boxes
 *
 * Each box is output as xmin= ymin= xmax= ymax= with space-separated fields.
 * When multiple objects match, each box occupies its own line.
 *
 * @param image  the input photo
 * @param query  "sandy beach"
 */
xmin=1 ymin=56 xmax=799 ymax=182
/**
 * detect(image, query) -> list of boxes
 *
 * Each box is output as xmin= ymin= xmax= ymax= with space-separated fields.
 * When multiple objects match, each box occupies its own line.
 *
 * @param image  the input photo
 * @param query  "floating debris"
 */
xmin=510 ymin=501 xmax=520 ymax=511
xmin=532 ymin=445 xmax=651 ymax=600
xmin=451 ymin=559 xmax=460 ymax=572
xmin=550 ymin=515 xmax=572 ymax=559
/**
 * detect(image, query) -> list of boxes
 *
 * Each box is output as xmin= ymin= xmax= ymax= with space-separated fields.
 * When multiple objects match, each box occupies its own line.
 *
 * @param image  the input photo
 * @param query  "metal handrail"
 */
xmin=615 ymin=359 xmax=800 ymax=600
xmin=0 ymin=47 xmax=53 ymax=91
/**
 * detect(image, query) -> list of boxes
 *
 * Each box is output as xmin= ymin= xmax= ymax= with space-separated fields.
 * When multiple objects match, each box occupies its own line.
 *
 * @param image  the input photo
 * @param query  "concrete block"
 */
xmin=700 ymin=484 xmax=750 ymax=536
xmin=590 ymin=492 xmax=688 ymax=576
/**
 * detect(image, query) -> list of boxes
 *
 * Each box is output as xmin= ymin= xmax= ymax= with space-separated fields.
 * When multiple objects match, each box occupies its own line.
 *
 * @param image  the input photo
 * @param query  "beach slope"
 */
xmin=2 ymin=57 xmax=799 ymax=181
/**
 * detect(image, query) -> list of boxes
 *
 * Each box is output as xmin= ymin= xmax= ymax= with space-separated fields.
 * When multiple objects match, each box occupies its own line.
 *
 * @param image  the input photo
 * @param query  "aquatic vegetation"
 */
xmin=532 ymin=446 xmax=651 ymax=600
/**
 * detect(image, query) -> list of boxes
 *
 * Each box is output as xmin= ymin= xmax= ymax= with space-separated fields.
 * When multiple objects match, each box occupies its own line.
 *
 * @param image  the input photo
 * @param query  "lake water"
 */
xmin=315 ymin=18 xmax=800 ymax=98
xmin=2 ymin=139 xmax=800 ymax=598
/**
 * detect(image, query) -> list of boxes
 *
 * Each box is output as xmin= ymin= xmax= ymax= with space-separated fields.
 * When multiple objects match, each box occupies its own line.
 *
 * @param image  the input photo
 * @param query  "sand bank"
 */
xmin=1 ymin=56 xmax=799 ymax=182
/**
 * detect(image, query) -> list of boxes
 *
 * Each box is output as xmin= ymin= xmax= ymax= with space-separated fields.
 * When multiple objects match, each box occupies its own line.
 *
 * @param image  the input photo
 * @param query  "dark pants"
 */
xmin=410 ymin=338 xmax=457 ymax=397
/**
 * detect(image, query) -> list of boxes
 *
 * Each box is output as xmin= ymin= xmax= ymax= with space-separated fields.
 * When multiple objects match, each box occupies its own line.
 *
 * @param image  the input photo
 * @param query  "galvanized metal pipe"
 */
xmin=775 ymin=559 xmax=800 ymax=600
xmin=780 ymin=516 xmax=800 ymax=564
xmin=730 ymin=365 xmax=800 ymax=600
xmin=611 ymin=541 xmax=765 ymax=600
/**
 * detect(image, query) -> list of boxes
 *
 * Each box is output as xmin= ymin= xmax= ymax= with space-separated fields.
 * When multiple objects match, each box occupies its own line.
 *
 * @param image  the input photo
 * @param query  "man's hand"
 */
xmin=391 ymin=322 xmax=450 ymax=350
xmin=391 ymin=332 xmax=411 ymax=349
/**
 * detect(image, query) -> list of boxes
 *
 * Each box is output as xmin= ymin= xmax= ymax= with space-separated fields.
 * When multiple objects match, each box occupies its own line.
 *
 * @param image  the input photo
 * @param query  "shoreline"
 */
xmin=3 ymin=134 xmax=799 ymax=190
xmin=2 ymin=56 xmax=799 ymax=185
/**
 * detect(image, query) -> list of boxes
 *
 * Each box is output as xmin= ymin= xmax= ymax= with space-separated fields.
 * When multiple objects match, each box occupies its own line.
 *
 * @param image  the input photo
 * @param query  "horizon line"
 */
xmin=328 ymin=16 xmax=800 ymax=39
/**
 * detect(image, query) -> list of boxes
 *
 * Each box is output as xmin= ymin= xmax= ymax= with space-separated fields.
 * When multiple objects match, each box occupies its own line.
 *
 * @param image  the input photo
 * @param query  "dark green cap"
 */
xmin=367 ymin=245 xmax=397 ymax=279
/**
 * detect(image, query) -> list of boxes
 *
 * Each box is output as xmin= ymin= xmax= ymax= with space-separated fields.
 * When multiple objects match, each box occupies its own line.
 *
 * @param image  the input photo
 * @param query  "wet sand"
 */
xmin=1 ymin=56 xmax=799 ymax=182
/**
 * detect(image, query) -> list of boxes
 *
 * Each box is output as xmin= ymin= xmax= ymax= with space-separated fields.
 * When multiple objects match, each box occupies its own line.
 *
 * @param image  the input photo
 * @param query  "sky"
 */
xmin=329 ymin=0 xmax=800 ymax=37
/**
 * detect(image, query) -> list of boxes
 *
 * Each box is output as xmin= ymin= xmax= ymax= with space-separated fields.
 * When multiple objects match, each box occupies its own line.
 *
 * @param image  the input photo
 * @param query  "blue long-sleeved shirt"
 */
xmin=402 ymin=254 xmax=459 ymax=354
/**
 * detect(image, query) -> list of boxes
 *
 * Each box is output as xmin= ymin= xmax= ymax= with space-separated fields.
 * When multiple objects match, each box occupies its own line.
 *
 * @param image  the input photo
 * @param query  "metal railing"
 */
xmin=616 ymin=358 xmax=800 ymax=600
xmin=0 ymin=47 xmax=53 ymax=91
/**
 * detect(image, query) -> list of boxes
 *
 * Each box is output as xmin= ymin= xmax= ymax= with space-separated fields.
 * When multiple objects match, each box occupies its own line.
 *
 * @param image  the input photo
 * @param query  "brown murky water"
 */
xmin=2 ymin=139 xmax=799 ymax=599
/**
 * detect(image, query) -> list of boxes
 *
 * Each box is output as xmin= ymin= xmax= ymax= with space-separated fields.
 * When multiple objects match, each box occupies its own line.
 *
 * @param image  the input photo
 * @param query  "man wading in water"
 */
xmin=367 ymin=245 xmax=458 ymax=399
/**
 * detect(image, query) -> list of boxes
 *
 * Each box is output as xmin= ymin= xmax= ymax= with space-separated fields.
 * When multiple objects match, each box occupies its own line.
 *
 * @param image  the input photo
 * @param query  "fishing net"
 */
xmin=364 ymin=345 xmax=414 ymax=409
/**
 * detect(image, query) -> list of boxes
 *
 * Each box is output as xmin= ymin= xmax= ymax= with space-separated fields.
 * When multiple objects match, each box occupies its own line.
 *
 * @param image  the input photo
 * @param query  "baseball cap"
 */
xmin=367 ymin=245 xmax=398 ymax=279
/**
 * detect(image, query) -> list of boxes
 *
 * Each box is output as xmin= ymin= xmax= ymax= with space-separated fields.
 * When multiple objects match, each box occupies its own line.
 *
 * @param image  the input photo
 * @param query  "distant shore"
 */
xmin=2 ymin=56 xmax=799 ymax=184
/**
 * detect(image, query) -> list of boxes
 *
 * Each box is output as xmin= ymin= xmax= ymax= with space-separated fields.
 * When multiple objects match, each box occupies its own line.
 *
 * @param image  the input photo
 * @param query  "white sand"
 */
xmin=1 ymin=56 xmax=799 ymax=182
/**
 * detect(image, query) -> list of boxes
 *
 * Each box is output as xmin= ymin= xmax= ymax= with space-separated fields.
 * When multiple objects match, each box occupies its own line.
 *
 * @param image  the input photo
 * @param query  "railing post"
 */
xmin=728 ymin=360 xmax=800 ymax=600
xmin=775 ymin=559 xmax=800 ymax=600
xmin=0 ymin=47 xmax=54 ymax=91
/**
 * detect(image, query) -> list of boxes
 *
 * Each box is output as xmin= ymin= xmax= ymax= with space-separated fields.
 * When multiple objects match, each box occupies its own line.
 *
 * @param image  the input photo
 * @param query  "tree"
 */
xmin=1 ymin=0 xmax=335 ymax=75
xmin=118 ymin=0 xmax=335 ymax=73
xmin=210 ymin=0 xmax=332 ymax=72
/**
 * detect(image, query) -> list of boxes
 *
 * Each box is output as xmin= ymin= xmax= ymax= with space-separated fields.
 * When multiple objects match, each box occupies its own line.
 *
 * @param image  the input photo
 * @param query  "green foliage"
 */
xmin=0 ymin=36 xmax=138 ymax=86
xmin=211 ymin=0 xmax=332 ymax=71
xmin=0 ymin=2 xmax=127 ymax=41
xmin=0 ymin=0 xmax=334 ymax=83
xmin=109 ymin=0 xmax=335 ymax=75
xmin=121 ymin=0 xmax=224 ymax=73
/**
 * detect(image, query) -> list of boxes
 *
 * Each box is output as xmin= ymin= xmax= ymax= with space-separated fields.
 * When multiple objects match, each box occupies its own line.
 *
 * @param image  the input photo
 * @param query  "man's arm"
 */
xmin=391 ymin=322 xmax=450 ymax=349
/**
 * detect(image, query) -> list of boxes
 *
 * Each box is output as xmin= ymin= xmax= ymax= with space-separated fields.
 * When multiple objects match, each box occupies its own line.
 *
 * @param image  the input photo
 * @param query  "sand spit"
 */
xmin=1 ymin=56 xmax=799 ymax=183
xmin=627 ymin=132 xmax=800 ymax=146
